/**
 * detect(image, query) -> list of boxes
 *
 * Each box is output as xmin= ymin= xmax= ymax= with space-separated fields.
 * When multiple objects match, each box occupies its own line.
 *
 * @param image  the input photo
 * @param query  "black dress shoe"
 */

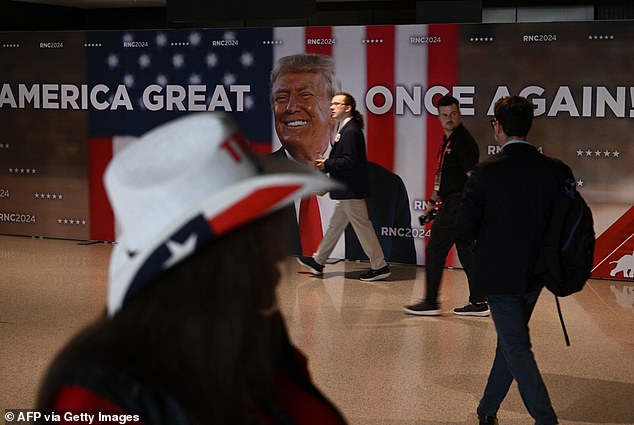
xmin=477 ymin=407 xmax=498 ymax=425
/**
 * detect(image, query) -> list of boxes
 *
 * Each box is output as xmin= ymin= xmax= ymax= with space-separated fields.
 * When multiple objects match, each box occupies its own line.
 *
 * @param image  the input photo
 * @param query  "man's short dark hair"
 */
xmin=436 ymin=95 xmax=459 ymax=108
xmin=494 ymin=96 xmax=534 ymax=138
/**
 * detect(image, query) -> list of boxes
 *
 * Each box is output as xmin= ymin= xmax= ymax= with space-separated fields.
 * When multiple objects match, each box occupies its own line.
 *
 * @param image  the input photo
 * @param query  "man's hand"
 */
xmin=314 ymin=157 xmax=326 ymax=170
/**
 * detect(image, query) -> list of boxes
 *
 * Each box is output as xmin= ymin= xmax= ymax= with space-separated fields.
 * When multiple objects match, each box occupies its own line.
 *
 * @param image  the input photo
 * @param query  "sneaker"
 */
xmin=453 ymin=302 xmax=490 ymax=317
xmin=359 ymin=266 xmax=391 ymax=281
xmin=297 ymin=256 xmax=324 ymax=276
xmin=403 ymin=300 xmax=441 ymax=316
xmin=476 ymin=407 xmax=498 ymax=425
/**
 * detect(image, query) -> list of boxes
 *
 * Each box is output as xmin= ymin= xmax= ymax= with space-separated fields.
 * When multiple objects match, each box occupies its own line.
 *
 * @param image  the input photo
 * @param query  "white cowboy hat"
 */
xmin=105 ymin=112 xmax=338 ymax=316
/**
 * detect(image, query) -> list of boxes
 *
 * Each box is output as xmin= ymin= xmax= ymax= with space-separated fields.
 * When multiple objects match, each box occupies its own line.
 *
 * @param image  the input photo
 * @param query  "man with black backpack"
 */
xmin=457 ymin=95 xmax=574 ymax=425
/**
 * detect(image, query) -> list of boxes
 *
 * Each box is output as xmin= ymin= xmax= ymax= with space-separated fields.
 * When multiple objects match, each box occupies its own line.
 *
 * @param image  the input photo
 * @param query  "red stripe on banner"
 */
xmin=365 ymin=25 xmax=396 ymax=171
xmin=249 ymin=140 xmax=273 ymax=155
xmin=426 ymin=24 xmax=460 ymax=265
xmin=305 ymin=26 xmax=333 ymax=56
xmin=426 ymin=24 xmax=458 ymax=201
xmin=591 ymin=205 xmax=634 ymax=280
xmin=209 ymin=185 xmax=301 ymax=236
xmin=88 ymin=137 xmax=115 ymax=242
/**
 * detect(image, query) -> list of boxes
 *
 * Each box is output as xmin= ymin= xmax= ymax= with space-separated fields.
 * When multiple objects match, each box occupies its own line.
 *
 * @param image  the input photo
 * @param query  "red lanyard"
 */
xmin=433 ymin=138 xmax=452 ymax=191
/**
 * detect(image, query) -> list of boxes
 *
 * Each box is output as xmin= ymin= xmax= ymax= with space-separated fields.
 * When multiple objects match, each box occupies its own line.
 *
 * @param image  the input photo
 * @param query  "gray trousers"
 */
xmin=314 ymin=199 xmax=387 ymax=270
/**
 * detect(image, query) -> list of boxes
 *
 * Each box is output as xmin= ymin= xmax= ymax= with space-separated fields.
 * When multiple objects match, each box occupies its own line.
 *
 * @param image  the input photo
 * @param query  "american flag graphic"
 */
xmin=87 ymin=28 xmax=275 ymax=242
xmin=86 ymin=28 xmax=273 ymax=141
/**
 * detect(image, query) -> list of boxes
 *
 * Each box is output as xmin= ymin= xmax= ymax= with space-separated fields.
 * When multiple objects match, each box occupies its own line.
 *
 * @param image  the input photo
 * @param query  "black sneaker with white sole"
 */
xmin=359 ymin=266 xmax=391 ymax=281
xmin=297 ymin=256 xmax=324 ymax=275
xmin=403 ymin=300 xmax=441 ymax=316
xmin=453 ymin=302 xmax=490 ymax=317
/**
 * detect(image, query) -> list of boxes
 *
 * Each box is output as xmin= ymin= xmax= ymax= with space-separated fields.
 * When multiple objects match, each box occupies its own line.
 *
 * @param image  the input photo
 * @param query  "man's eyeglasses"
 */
xmin=490 ymin=119 xmax=498 ymax=128
xmin=331 ymin=102 xmax=347 ymax=107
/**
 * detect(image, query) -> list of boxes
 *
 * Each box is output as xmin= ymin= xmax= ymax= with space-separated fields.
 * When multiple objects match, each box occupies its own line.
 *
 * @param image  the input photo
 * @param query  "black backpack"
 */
xmin=536 ymin=177 xmax=596 ymax=345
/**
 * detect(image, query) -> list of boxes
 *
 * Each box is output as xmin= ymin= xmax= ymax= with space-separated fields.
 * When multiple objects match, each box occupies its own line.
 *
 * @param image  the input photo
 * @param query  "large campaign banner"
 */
xmin=0 ymin=21 xmax=632 ymax=281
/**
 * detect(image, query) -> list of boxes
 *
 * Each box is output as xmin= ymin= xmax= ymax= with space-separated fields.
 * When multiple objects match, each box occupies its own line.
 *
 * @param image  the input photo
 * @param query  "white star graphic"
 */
xmin=189 ymin=73 xmax=202 ymax=85
xmin=189 ymin=31 xmax=202 ymax=47
xmin=206 ymin=53 xmax=218 ymax=68
xmin=156 ymin=73 xmax=168 ymax=86
xmin=156 ymin=33 xmax=168 ymax=48
xmin=124 ymin=73 xmax=135 ymax=88
xmin=163 ymin=234 xmax=198 ymax=269
xmin=223 ymin=73 xmax=237 ymax=86
xmin=613 ymin=150 xmax=620 ymax=158
xmin=244 ymin=95 xmax=255 ymax=110
xmin=576 ymin=149 xmax=583 ymax=156
xmin=577 ymin=180 xmax=584 ymax=187
xmin=172 ymin=53 xmax=185 ymax=69
xmin=107 ymin=53 xmax=119 ymax=68
xmin=241 ymin=52 xmax=254 ymax=68
xmin=139 ymin=54 xmax=151 ymax=69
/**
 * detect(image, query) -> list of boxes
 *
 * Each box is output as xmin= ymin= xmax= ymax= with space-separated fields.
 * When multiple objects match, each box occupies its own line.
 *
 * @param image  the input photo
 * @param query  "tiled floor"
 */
xmin=1 ymin=235 xmax=633 ymax=424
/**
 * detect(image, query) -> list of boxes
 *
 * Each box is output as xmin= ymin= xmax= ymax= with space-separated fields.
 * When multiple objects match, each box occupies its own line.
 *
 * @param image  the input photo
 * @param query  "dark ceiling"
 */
xmin=0 ymin=0 xmax=631 ymax=31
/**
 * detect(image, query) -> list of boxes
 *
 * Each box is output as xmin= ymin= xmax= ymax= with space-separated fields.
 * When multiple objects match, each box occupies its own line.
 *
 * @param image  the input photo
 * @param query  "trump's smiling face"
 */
xmin=272 ymin=71 xmax=332 ymax=162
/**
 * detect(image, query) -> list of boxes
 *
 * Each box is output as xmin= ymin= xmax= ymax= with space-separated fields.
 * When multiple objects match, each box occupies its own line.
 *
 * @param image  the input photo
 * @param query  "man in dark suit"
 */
xmin=404 ymin=95 xmax=485 ymax=317
xmin=298 ymin=92 xmax=390 ymax=281
xmin=457 ymin=95 xmax=572 ymax=425
xmin=270 ymin=53 xmax=415 ymax=264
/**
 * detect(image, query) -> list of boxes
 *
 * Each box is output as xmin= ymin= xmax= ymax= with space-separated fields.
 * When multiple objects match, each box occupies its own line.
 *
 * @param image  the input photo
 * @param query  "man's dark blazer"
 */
xmin=457 ymin=142 xmax=573 ymax=297
xmin=323 ymin=119 xmax=369 ymax=200
xmin=271 ymin=145 xmax=416 ymax=264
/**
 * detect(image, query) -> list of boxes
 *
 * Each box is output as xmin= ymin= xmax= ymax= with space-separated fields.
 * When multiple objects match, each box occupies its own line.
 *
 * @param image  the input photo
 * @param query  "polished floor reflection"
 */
xmin=1 ymin=235 xmax=633 ymax=424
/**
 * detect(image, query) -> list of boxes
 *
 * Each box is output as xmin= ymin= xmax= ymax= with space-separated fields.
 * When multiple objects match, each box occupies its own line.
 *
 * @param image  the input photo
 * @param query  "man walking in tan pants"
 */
xmin=298 ymin=92 xmax=390 ymax=281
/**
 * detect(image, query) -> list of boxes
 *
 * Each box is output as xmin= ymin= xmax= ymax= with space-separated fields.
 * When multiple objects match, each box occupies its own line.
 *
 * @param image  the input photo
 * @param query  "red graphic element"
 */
xmin=426 ymin=24 xmax=460 ymax=267
xmin=591 ymin=206 xmax=634 ymax=281
xmin=54 ymin=385 xmax=134 ymax=417
xmin=89 ymin=137 xmax=115 ymax=242
xmin=426 ymin=24 xmax=458 ymax=206
xmin=299 ymin=195 xmax=323 ymax=256
xmin=209 ymin=185 xmax=301 ymax=236
xmin=366 ymin=25 xmax=396 ymax=171
xmin=305 ymin=26 xmax=333 ymax=56
xmin=220 ymin=131 xmax=250 ymax=162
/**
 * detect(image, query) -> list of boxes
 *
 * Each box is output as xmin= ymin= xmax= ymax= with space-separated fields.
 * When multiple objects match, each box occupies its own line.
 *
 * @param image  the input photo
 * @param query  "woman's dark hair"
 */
xmin=335 ymin=91 xmax=364 ymax=130
xmin=38 ymin=210 xmax=293 ymax=425
xmin=494 ymin=95 xmax=534 ymax=138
